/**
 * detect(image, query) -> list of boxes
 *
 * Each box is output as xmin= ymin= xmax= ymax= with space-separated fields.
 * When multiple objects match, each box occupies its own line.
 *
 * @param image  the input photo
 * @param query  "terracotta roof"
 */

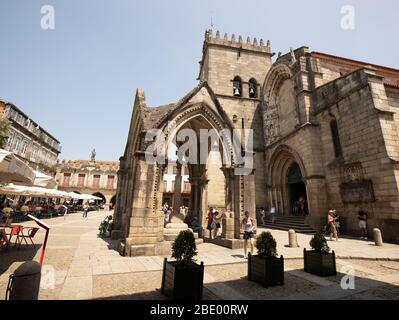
xmin=311 ymin=51 xmax=399 ymax=86
xmin=311 ymin=51 xmax=399 ymax=74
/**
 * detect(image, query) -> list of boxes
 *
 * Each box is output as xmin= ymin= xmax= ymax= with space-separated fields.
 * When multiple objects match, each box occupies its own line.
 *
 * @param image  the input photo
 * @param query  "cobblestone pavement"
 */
xmin=1 ymin=210 xmax=398 ymax=300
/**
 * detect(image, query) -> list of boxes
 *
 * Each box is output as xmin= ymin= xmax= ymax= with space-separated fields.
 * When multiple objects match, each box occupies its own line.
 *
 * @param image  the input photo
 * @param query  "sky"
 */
xmin=0 ymin=0 xmax=398 ymax=161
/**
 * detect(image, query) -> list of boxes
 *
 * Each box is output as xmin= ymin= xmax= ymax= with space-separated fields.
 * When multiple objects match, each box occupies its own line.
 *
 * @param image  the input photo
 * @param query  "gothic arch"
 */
xmin=261 ymin=63 xmax=297 ymax=146
xmin=267 ymin=144 xmax=307 ymax=186
xmin=266 ymin=144 xmax=310 ymax=216
xmin=157 ymin=102 xmax=239 ymax=166
xmin=262 ymin=63 xmax=293 ymax=106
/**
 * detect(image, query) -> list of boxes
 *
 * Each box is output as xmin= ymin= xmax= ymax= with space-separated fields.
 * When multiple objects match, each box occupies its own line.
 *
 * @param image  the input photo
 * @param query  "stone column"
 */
xmin=243 ymin=173 xmax=256 ymax=216
xmin=125 ymin=154 xmax=164 ymax=256
xmin=198 ymin=175 xmax=209 ymax=228
xmin=111 ymin=156 xmax=128 ymax=240
xmin=172 ymin=162 xmax=183 ymax=222
xmin=189 ymin=175 xmax=203 ymax=227
xmin=221 ymin=167 xmax=235 ymax=240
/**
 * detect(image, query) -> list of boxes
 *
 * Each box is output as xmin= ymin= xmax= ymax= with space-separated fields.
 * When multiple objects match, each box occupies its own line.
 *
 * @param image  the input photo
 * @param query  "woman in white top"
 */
xmin=242 ymin=211 xmax=256 ymax=258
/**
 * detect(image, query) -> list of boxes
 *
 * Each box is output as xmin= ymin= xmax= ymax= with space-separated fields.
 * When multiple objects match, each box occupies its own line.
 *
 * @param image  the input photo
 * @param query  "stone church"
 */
xmin=113 ymin=30 xmax=399 ymax=256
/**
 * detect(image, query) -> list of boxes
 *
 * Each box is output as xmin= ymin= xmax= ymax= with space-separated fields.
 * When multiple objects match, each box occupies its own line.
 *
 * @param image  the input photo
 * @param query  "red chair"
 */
xmin=5 ymin=226 xmax=23 ymax=246
xmin=17 ymin=227 xmax=39 ymax=249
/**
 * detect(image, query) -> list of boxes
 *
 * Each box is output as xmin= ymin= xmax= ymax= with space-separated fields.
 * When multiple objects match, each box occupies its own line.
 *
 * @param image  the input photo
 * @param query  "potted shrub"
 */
xmin=304 ymin=232 xmax=337 ymax=277
xmin=161 ymin=230 xmax=204 ymax=300
xmin=248 ymin=231 xmax=284 ymax=287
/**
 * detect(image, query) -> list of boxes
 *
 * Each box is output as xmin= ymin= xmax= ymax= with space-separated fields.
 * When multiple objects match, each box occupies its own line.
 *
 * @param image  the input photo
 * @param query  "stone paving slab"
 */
xmin=2 ymin=210 xmax=399 ymax=300
xmin=285 ymin=269 xmax=335 ymax=287
xmin=59 ymin=276 xmax=92 ymax=300
xmin=204 ymin=272 xmax=249 ymax=300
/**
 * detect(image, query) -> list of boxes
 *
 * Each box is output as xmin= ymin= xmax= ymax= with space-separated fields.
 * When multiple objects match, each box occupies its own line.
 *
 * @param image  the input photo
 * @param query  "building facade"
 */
xmin=55 ymin=160 xmax=118 ymax=206
xmin=114 ymin=30 xmax=399 ymax=256
xmin=162 ymin=161 xmax=190 ymax=208
xmin=0 ymin=99 xmax=62 ymax=175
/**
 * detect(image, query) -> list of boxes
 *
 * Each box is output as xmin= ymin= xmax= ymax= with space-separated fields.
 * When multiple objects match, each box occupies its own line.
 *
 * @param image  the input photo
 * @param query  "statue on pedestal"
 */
xmin=91 ymin=149 xmax=96 ymax=162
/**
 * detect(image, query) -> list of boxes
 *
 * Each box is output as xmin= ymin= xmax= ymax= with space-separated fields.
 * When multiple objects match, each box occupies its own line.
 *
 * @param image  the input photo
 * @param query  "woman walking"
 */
xmin=242 ymin=211 xmax=256 ymax=259
xmin=83 ymin=202 xmax=89 ymax=218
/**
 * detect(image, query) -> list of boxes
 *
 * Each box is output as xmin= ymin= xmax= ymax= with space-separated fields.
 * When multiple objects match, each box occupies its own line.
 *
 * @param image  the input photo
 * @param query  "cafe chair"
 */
xmin=17 ymin=227 xmax=39 ymax=249
xmin=5 ymin=225 xmax=23 ymax=246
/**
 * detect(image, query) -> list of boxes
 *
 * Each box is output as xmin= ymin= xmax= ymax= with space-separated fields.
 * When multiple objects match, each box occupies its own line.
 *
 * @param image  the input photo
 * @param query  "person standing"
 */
xmin=242 ymin=211 xmax=256 ymax=259
xmin=260 ymin=208 xmax=267 ymax=225
xmin=206 ymin=208 xmax=217 ymax=239
xmin=165 ymin=207 xmax=171 ymax=225
xmin=83 ymin=202 xmax=89 ymax=218
xmin=298 ymin=195 xmax=306 ymax=215
xmin=270 ymin=206 xmax=277 ymax=224
xmin=328 ymin=210 xmax=339 ymax=241
xmin=358 ymin=208 xmax=368 ymax=240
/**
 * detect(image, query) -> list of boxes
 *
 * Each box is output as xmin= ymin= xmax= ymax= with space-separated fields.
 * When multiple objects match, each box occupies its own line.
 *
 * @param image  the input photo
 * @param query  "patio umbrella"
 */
xmin=0 ymin=183 xmax=28 ymax=195
xmin=0 ymin=148 xmax=36 ymax=185
xmin=33 ymin=170 xmax=58 ymax=189
xmin=67 ymin=192 xmax=102 ymax=200
xmin=0 ymin=184 xmax=72 ymax=198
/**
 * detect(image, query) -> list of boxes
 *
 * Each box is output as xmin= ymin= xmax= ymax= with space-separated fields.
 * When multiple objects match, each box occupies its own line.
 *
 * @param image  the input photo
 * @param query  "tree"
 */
xmin=0 ymin=116 xmax=10 ymax=149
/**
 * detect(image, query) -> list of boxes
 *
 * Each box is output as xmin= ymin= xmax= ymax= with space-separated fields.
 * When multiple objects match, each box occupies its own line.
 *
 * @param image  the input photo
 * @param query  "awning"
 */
xmin=0 ymin=184 xmax=72 ymax=198
xmin=0 ymin=149 xmax=36 ymax=185
xmin=67 ymin=192 xmax=102 ymax=200
xmin=33 ymin=170 xmax=58 ymax=189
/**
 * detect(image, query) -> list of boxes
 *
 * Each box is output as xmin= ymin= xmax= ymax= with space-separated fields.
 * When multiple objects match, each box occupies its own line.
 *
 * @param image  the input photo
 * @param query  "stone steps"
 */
xmin=163 ymin=222 xmax=201 ymax=242
xmin=262 ymin=216 xmax=316 ymax=234
xmin=164 ymin=233 xmax=200 ymax=241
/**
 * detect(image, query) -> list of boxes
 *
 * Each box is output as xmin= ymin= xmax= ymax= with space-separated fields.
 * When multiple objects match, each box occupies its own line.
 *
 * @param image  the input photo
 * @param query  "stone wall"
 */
xmin=313 ymin=68 xmax=399 ymax=243
xmin=263 ymin=55 xmax=399 ymax=243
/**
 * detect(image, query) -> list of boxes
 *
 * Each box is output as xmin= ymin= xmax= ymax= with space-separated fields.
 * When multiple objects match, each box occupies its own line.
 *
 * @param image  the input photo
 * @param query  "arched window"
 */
xmin=249 ymin=78 xmax=258 ymax=98
xmin=233 ymin=76 xmax=242 ymax=97
xmin=330 ymin=119 xmax=343 ymax=158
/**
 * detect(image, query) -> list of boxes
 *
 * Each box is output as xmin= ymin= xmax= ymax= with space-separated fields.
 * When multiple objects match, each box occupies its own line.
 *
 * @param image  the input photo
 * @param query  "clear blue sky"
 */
xmin=0 ymin=0 xmax=398 ymax=161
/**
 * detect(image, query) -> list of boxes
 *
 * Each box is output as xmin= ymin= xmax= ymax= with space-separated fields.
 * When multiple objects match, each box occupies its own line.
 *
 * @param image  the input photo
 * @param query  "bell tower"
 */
xmin=198 ymin=29 xmax=274 ymax=212
xmin=198 ymin=29 xmax=273 ymax=100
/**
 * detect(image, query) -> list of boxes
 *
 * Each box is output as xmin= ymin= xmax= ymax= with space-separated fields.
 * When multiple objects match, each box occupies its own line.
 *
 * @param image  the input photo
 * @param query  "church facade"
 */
xmin=113 ymin=30 xmax=399 ymax=256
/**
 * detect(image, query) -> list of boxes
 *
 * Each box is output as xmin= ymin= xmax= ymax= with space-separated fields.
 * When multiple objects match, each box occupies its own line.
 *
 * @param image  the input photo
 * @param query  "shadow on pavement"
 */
xmin=91 ymin=287 xmax=219 ymax=300
xmin=0 ymin=243 xmax=42 ymax=275
xmin=90 ymin=267 xmax=399 ymax=300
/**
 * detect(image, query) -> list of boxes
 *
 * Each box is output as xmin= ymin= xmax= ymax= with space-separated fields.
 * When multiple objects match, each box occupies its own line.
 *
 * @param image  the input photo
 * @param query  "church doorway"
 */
xmin=287 ymin=163 xmax=308 ymax=216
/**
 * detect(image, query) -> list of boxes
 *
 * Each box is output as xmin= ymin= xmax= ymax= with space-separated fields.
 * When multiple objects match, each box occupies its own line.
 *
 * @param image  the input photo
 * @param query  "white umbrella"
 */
xmin=0 ymin=148 xmax=36 ymax=185
xmin=0 ymin=183 xmax=27 ymax=195
xmin=0 ymin=184 xmax=72 ymax=198
xmin=68 ymin=193 xmax=102 ymax=200
xmin=33 ymin=170 xmax=58 ymax=189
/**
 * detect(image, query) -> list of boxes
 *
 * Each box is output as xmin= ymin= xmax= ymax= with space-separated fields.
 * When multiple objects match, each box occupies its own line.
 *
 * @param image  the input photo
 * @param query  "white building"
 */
xmin=0 ymin=99 xmax=61 ymax=175
xmin=162 ymin=161 xmax=190 ymax=207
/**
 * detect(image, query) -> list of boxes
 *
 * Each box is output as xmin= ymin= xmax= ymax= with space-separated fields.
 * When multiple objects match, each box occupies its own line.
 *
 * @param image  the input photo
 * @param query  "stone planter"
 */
xmin=248 ymin=254 xmax=284 ymax=287
xmin=161 ymin=258 xmax=204 ymax=300
xmin=303 ymin=248 xmax=337 ymax=277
